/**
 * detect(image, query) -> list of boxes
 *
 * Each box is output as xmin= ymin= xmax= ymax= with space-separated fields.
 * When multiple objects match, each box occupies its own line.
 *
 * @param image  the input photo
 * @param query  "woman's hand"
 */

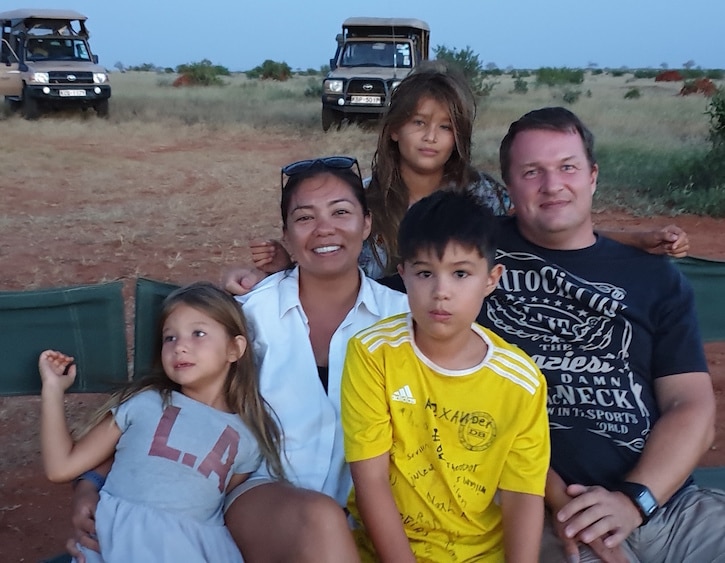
xmin=65 ymin=479 xmax=102 ymax=561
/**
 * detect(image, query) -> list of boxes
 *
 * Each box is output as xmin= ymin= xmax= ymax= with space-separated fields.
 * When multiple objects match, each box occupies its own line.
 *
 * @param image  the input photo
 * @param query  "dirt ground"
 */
xmin=1 ymin=124 xmax=724 ymax=561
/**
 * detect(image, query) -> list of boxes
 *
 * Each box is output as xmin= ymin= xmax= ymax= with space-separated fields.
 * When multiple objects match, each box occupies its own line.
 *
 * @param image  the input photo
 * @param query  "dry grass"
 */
xmin=0 ymin=70 xmax=721 ymax=294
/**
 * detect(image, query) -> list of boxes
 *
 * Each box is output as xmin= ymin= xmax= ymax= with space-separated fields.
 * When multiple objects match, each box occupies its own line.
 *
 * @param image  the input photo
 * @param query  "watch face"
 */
xmin=618 ymin=482 xmax=659 ymax=523
xmin=636 ymin=488 xmax=658 ymax=516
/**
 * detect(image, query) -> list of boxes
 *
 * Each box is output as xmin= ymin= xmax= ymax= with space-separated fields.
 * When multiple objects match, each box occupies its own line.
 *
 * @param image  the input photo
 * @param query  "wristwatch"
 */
xmin=616 ymin=481 xmax=659 ymax=525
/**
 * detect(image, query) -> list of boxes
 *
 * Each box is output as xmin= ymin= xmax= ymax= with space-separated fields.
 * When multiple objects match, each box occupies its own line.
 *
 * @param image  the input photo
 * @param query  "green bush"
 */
xmin=175 ymin=59 xmax=228 ymax=86
xmin=482 ymin=67 xmax=503 ymax=76
xmin=624 ymin=87 xmax=641 ymax=99
xmin=610 ymin=69 xmax=627 ymax=77
xmin=707 ymin=87 xmax=725 ymax=146
xmin=433 ymin=45 xmax=483 ymax=82
xmin=706 ymin=69 xmax=724 ymax=80
xmin=591 ymin=68 xmax=604 ymax=75
xmin=512 ymin=69 xmax=531 ymax=78
xmin=246 ymin=60 xmax=292 ymax=81
xmin=512 ymin=77 xmax=528 ymax=94
xmin=304 ymin=77 xmax=323 ymax=98
xmin=653 ymin=89 xmax=725 ymax=216
xmin=127 ymin=62 xmax=158 ymax=72
xmin=535 ymin=67 xmax=584 ymax=87
xmin=562 ymin=89 xmax=581 ymax=104
xmin=680 ymin=68 xmax=705 ymax=80
xmin=432 ymin=45 xmax=497 ymax=99
xmin=633 ymin=69 xmax=658 ymax=79
xmin=473 ymin=78 xmax=498 ymax=98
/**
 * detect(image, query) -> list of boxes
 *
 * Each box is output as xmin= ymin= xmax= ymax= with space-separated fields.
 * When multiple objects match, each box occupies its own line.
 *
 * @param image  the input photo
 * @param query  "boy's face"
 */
xmin=398 ymin=242 xmax=503 ymax=350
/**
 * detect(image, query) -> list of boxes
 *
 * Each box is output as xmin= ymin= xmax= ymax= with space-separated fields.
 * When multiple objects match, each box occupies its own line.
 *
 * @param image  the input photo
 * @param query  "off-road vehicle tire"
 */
xmin=2 ymin=98 xmax=21 ymax=116
xmin=322 ymin=108 xmax=342 ymax=132
xmin=95 ymin=99 xmax=109 ymax=118
xmin=22 ymin=89 xmax=40 ymax=120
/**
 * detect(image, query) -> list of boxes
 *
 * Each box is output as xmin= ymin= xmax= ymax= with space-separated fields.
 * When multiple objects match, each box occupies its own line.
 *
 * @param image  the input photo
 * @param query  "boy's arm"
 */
xmin=500 ymin=490 xmax=543 ymax=563
xmin=350 ymin=454 xmax=416 ymax=563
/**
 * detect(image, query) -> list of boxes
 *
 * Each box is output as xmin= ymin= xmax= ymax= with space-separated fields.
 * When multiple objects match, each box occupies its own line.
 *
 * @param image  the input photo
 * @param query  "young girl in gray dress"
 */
xmin=39 ymin=282 xmax=284 ymax=562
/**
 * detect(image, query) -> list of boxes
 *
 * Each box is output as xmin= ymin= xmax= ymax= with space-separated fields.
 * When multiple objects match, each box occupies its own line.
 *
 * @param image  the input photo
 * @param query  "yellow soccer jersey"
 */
xmin=341 ymin=313 xmax=549 ymax=562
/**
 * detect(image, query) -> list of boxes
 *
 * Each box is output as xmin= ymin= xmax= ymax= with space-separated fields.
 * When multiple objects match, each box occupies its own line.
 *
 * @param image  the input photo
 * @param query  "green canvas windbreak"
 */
xmin=0 ymin=281 xmax=128 ymax=395
xmin=133 ymin=278 xmax=180 ymax=379
xmin=674 ymin=256 xmax=725 ymax=343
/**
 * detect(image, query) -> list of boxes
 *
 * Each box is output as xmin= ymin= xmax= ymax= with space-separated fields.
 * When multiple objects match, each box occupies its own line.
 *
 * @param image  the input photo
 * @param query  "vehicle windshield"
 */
xmin=25 ymin=37 xmax=91 ymax=61
xmin=340 ymin=42 xmax=412 ymax=68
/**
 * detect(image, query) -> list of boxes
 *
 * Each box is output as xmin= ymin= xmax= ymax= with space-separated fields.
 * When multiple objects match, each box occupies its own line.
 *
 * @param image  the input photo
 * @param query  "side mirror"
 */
xmin=92 ymin=54 xmax=98 ymax=64
xmin=329 ymin=58 xmax=336 ymax=70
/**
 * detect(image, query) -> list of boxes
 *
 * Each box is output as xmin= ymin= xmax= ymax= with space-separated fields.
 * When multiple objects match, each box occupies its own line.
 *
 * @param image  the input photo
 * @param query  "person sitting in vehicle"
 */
xmin=26 ymin=39 xmax=48 ymax=59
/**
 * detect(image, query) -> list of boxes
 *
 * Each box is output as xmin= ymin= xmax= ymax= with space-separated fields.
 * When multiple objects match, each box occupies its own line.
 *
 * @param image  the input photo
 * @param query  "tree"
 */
xmin=113 ymin=61 xmax=125 ymax=73
xmin=683 ymin=59 xmax=696 ymax=70
xmin=433 ymin=45 xmax=482 ymax=82
xmin=660 ymin=62 xmax=669 ymax=69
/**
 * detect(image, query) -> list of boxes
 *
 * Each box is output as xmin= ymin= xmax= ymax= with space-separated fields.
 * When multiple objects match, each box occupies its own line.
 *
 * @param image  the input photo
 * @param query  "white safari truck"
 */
xmin=321 ymin=17 xmax=429 ymax=131
xmin=0 ymin=9 xmax=111 ymax=118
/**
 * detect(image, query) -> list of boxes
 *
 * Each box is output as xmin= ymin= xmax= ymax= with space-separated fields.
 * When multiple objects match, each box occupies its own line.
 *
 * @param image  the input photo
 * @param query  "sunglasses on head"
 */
xmin=280 ymin=156 xmax=361 ymax=190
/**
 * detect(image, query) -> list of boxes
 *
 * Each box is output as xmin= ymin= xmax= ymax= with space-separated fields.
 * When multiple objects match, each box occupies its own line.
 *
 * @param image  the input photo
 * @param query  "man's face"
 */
xmin=505 ymin=128 xmax=598 ymax=250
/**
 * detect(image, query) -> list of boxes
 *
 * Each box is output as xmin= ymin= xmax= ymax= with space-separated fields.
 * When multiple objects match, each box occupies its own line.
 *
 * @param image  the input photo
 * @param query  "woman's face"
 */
xmin=391 ymin=96 xmax=456 ymax=178
xmin=283 ymin=172 xmax=371 ymax=279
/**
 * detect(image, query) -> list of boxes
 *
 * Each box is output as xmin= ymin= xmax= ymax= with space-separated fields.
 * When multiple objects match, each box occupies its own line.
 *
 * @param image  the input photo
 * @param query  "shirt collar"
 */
xmin=277 ymin=266 xmax=382 ymax=319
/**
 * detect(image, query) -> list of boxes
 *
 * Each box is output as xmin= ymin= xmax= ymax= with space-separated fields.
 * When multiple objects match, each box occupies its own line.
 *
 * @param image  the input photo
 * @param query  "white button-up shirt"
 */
xmin=237 ymin=267 xmax=408 ymax=506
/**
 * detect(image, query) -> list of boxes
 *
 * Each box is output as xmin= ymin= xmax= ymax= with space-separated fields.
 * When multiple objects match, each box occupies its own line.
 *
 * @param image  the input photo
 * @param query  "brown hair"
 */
xmin=82 ymin=282 xmax=286 ymax=480
xmin=366 ymin=60 xmax=479 ymax=275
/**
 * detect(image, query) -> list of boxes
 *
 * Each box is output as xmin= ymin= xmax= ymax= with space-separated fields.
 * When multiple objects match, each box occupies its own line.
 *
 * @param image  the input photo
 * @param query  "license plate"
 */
xmin=350 ymin=95 xmax=381 ymax=105
xmin=59 ymin=89 xmax=86 ymax=97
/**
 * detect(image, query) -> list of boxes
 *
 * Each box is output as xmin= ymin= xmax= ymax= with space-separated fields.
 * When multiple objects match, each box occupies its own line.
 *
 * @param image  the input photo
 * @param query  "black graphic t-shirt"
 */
xmin=477 ymin=218 xmax=707 ymax=489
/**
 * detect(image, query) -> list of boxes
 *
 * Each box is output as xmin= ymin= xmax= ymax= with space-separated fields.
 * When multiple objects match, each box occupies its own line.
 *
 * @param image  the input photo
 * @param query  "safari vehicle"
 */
xmin=321 ymin=17 xmax=429 ymax=131
xmin=0 ymin=9 xmax=110 ymax=119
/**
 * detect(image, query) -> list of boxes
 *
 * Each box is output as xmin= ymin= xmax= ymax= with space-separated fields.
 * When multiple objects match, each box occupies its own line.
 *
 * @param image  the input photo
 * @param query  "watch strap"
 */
xmin=616 ymin=481 xmax=658 ymax=526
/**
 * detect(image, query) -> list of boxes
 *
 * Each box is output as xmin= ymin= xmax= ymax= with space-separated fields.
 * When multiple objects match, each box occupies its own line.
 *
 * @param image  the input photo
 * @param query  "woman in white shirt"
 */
xmin=67 ymin=157 xmax=408 ymax=562
xmin=225 ymin=156 xmax=408 ymax=560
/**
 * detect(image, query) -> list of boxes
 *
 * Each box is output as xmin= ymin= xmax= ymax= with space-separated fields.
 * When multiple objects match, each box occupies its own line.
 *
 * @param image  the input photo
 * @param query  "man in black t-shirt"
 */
xmin=476 ymin=107 xmax=725 ymax=563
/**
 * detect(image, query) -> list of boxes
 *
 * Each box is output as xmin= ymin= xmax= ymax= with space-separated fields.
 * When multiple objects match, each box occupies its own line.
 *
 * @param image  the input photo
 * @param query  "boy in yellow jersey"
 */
xmin=341 ymin=190 xmax=550 ymax=563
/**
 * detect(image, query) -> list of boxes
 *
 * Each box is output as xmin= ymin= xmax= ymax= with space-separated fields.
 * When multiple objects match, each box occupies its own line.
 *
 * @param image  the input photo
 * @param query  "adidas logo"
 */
xmin=391 ymin=385 xmax=416 ymax=404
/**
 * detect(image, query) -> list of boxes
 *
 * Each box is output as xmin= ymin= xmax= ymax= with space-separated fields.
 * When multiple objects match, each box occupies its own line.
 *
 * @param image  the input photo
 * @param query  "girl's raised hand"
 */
xmin=39 ymin=350 xmax=77 ymax=392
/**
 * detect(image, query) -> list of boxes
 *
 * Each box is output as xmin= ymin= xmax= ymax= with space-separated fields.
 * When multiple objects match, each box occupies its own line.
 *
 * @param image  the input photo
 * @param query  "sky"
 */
xmin=20 ymin=0 xmax=724 ymax=72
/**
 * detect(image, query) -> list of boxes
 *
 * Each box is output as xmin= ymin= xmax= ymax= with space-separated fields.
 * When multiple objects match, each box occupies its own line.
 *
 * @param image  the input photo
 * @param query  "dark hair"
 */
xmin=398 ymin=190 xmax=498 ymax=267
xmin=499 ymin=106 xmax=597 ymax=185
xmin=366 ymin=60 xmax=479 ymax=275
xmin=280 ymin=165 xmax=368 ymax=229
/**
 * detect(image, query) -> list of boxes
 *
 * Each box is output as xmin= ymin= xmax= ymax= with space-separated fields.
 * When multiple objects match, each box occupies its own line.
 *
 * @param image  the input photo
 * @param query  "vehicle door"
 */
xmin=0 ymin=38 xmax=21 ymax=96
